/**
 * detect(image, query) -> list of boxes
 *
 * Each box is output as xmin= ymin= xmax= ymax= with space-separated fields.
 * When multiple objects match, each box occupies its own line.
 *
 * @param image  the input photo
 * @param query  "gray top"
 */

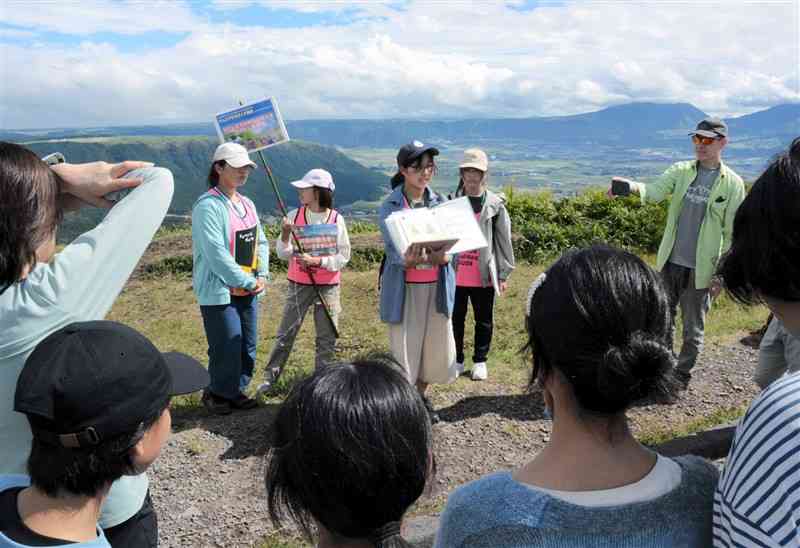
xmin=669 ymin=165 xmax=720 ymax=268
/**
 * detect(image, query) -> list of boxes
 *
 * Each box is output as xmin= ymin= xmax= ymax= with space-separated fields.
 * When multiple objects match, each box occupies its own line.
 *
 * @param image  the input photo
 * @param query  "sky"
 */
xmin=0 ymin=0 xmax=798 ymax=129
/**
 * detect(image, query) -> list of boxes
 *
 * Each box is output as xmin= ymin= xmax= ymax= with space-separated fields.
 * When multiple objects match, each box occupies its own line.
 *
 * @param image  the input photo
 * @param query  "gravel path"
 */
xmin=150 ymin=340 xmax=760 ymax=548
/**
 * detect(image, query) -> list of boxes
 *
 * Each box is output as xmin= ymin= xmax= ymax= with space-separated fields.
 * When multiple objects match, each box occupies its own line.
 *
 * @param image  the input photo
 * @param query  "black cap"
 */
xmin=689 ymin=117 xmax=728 ymax=138
xmin=396 ymin=140 xmax=439 ymax=168
xmin=14 ymin=321 xmax=209 ymax=449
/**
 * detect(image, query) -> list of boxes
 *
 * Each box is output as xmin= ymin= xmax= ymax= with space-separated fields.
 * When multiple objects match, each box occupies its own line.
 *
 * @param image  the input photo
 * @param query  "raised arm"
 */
xmin=35 ymin=166 xmax=174 ymax=319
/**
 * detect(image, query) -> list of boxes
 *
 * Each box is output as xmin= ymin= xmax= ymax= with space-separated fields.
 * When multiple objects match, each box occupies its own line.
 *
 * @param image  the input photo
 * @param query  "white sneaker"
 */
xmin=455 ymin=361 xmax=465 ymax=376
xmin=472 ymin=362 xmax=488 ymax=381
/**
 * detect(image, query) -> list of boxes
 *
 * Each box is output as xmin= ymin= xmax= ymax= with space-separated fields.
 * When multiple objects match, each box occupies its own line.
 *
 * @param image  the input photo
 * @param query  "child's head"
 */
xmin=290 ymin=169 xmax=335 ymax=209
xmin=391 ymin=141 xmax=439 ymax=189
xmin=265 ymin=355 xmax=432 ymax=547
xmin=718 ymin=138 xmax=800 ymax=335
xmin=525 ymin=245 xmax=675 ymax=416
xmin=0 ymin=142 xmax=64 ymax=289
xmin=15 ymin=321 xmax=209 ymax=498
xmin=458 ymin=148 xmax=489 ymax=196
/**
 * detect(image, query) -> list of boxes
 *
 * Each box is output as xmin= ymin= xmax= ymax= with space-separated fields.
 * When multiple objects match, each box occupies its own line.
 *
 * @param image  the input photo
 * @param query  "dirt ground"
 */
xmin=150 ymin=341 xmax=759 ymax=548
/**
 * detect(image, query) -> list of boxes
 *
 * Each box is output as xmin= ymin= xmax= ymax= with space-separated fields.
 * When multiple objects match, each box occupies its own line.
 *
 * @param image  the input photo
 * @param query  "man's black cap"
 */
xmin=396 ymin=140 xmax=439 ymax=168
xmin=14 ymin=321 xmax=209 ymax=449
xmin=689 ymin=117 xmax=728 ymax=138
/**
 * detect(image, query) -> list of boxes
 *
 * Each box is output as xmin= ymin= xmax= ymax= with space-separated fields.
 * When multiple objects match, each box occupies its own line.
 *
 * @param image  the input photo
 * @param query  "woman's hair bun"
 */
xmin=588 ymin=331 xmax=675 ymax=413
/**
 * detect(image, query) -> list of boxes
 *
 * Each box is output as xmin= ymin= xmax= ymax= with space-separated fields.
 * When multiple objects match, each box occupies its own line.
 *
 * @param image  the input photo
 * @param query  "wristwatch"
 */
xmin=42 ymin=152 xmax=66 ymax=166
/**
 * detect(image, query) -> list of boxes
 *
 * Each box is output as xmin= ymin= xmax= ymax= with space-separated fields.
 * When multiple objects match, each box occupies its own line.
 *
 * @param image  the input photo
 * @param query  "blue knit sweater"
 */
xmin=435 ymin=455 xmax=718 ymax=547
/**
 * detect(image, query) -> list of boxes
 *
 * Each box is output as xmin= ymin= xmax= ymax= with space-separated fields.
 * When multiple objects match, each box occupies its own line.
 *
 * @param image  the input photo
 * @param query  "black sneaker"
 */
xmin=202 ymin=391 xmax=232 ymax=416
xmin=422 ymin=396 xmax=440 ymax=425
xmin=228 ymin=393 xmax=258 ymax=410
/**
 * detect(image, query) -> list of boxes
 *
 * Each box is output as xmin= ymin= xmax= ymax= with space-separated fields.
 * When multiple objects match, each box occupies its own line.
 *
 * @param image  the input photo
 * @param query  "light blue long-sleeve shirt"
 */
xmin=191 ymin=189 xmax=269 ymax=306
xmin=436 ymin=456 xmax=718 ymax=547
xmin=0 ymin=167 xmax=174 ymax=529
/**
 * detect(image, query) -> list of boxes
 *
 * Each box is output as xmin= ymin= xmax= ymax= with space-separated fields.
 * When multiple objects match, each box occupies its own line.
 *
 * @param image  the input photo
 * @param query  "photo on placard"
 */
xmin=214 ymin=97 xmax=290 ymax=153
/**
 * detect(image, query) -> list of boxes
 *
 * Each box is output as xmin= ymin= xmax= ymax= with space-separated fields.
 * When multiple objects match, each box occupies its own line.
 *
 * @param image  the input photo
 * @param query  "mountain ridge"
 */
xmin=4 ymin=102 xmax=797 ymax=148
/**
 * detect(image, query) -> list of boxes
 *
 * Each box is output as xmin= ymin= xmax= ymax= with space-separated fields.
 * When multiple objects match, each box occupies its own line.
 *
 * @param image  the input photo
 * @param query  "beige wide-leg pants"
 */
xmin=389 ymin=283 xmax=458 ymax=385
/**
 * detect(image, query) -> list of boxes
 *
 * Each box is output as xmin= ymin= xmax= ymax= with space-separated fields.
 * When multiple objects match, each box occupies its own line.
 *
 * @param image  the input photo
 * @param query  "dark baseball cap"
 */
xmin=15 ymin=321 xmax=209 ymax=449
xmin=396 ymin=140 xmax=439 ymax=168
xmin=689 ymin=117 xmax=728 ymax=138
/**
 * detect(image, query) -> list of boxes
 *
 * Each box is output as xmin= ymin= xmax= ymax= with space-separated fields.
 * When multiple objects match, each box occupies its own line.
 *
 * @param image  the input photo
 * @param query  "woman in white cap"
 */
xmin=192 ymin=142 xmax=269 ymax=415
xmin=452 ymin=148 xmax=515 ymax=381
xmin=259 ymin=168 xmax=350 ymax=392
xmin=379 ymin=141 xmax=459 ymax=424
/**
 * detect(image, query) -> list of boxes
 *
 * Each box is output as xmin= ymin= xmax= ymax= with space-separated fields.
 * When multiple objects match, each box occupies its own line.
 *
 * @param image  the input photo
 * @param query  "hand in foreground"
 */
xmin=251 ymin=278 xmax=266 ymax=295
xmin=281 ymin=216 xmax=295 ymax=241
xmin=299 ymin=253 xmax=321 ymax=269
xmin=499 ymin=280 xmax=508 ymax=295
xmin=428 ymin=247 xmax=450 ymax=266
xmin=230 ymin=287 xmax=251 ymax=297
xmin=404 ymin=244 xmax=425 ymax=268
xmin=54 ymin=161 xmax=152 ymax=209
xmin=608 ymin=176 xmax=634 ymax=198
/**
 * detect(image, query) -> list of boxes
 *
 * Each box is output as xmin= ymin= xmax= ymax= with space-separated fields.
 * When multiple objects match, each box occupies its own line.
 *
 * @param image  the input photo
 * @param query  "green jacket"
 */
xmin=631 ymin=160 xmax=745 ymax=289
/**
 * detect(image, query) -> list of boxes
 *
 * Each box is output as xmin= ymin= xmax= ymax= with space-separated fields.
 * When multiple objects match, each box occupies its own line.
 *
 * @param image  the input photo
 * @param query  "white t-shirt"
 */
xmin=525 ymin=455 xmax=683 ymax=507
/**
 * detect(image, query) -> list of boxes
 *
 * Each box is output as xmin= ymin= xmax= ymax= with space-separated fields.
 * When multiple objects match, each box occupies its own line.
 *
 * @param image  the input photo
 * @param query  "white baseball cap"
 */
xmin=290 ymin=169 xmax=335 ymax=192
xmin=213 ymin=142 xmax=257 ymax=169
xmin=459 ymin=148 xmax=488 ymax=171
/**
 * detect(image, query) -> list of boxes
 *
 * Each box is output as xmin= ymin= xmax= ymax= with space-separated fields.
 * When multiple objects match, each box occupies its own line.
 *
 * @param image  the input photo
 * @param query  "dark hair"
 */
xmin=265 ymin=354 xmax=432 ymax=548
xmin=718 ymin=138 xmax=800 ymax=304
xmin=455 ymin=167 xmax=489 ymax=197
xmin=315 ymin=187 xmax=334 ymax=210
xmin=207 ymin=160 xmax=226 ymax=188
xmin=390 ymin=153 xmax=438 ymax=189
xmin=0 ymin=142 xmax=64 ymax=290
xmin=26 ymin=406 xmax=166 ymax=498
xmin=526 ymin=245 xmax=675 ymax=415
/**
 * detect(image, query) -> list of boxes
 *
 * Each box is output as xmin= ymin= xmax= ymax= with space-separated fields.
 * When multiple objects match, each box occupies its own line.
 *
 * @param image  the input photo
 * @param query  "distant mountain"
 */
xmin=23 ymin=139 xmax=387 ymax=242
xmin=5 ymin=102 xmax=796 ymax=150
xmin=727 ymin=103 xmax=800 ymax=138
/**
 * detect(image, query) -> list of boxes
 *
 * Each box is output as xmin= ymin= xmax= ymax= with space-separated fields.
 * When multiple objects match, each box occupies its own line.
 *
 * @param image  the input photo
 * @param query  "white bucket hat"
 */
xmin=459 ymin=148 xmax=489 ymax=172
xmin=213 ymin=142 xmax=257 ymax=169
xmin=290 ymin=169 xmax=335 ymax=192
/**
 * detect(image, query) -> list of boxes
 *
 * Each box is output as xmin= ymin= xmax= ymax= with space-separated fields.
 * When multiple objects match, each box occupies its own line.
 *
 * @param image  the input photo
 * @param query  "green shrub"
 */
xmin=505 ymin=186 xmax=668 ymax=263
xmin=141 ymin=255 xmax=193 ymax=278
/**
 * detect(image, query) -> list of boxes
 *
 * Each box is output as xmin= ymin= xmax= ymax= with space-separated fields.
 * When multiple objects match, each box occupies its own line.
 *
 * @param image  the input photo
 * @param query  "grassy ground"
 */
xmin=108 ymin=251 xmax=768 ymax=548
xmin=109 ymin=253 xmax=767 ymax=409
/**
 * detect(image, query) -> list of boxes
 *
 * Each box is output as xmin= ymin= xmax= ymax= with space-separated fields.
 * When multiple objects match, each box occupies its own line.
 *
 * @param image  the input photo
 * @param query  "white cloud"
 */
xmin=0 ymin=28 xmax=37 ymax=39
xmin=0 ymin=0 xmax=206 ymax=35
xmin=0 ymin=0 xmax=797 ymax=128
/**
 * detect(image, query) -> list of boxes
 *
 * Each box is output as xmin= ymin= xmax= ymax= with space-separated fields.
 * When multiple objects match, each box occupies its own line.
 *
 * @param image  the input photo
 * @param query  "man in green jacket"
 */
xmin=609 ymin=118 xmax=746 ymax=390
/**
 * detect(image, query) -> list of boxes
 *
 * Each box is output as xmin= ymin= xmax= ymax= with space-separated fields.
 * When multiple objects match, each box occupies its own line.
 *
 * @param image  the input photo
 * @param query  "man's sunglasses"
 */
xmin=692 ymin=135 xmax=721 ymax=145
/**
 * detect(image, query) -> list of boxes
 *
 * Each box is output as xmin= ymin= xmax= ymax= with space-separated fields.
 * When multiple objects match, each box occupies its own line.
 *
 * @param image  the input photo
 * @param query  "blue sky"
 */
xmin=0 ymin=0 xmax=796 ymax=129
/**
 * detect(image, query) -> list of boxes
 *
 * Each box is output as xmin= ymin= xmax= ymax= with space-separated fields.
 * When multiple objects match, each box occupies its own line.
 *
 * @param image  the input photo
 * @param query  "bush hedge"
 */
xmin=504 ymin=186 xmax=668 ymax=263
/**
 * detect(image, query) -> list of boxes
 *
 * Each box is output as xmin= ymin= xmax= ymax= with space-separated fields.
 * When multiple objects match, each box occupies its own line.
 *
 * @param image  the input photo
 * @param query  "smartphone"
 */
xmin=611 ymin=177 xmax=632 ymax=197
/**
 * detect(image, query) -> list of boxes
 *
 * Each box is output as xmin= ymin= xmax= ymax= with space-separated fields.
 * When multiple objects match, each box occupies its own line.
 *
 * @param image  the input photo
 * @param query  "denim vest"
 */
xmin=378 ymin=185 xmax=456 ymax=323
